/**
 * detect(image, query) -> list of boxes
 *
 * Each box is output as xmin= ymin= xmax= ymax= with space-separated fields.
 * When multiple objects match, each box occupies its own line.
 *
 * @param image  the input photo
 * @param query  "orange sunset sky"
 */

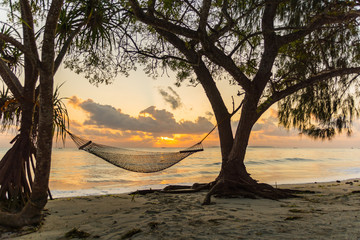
xmin=0 ymin=65 xmax=359 ymax=149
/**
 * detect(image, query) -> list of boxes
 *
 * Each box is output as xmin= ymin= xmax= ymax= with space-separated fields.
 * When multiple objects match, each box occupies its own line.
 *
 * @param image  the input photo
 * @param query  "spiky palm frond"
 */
xmin=0 ymin=84 xmax=69 ymax=141
xmin=0 ymin=86 xmax=21 ymax=132
xmin=0 ymin=24 xmax=23 ymax=72
xmin=52 ymin=83 xmax=69 ymax=144
xmin=58 ymin=0 xmax=123 ymax=85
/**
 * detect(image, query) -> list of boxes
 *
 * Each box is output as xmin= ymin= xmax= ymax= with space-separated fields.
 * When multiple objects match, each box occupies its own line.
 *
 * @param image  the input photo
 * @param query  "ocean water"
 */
xmin=2 ymin=147 xmax=360 ymax=198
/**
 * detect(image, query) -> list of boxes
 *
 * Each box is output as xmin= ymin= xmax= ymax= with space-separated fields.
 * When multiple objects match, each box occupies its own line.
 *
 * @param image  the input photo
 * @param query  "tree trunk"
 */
xmin=203 ymin=96 xmax=294 ymax=204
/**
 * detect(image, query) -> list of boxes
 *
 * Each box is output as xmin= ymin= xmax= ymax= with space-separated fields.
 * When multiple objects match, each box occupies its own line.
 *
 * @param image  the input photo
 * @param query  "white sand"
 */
xmin=2 ymin=179 xmax=360 ymax=239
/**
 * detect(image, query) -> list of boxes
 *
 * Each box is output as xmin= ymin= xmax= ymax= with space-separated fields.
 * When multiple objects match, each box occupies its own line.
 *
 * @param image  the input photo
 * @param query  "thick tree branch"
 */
xmin=154 ymin=28 xmax=198 ymax=66
xmin=0 ymin=33 xmax=39 ymax=66
xmin=200 ymin=45 xmax=251 ymax=91
xmin=20 ymin=0 xmax=40 ymax=61
xmin=41 ymin=0 xmax=63 ymax=74
xmin=128 ymin=0 xmax=199 ymax=39
xmin=257 ymin=67 xmax=360 ymax=117
xmin=199 ymin=0 xmax=211 ymax=32
xmin=54 ymin=24 xmax=85 ymax=73
xmin=0 ymin=58 xmax=24 ymax=100
xmin=20 ymin=0 xmax=40 ymax=104
xmin=154 ymin=27 xmax=234 ymax=154
xmin=128 ymin=0 xmax=251 ymax=90
xmin=278 ymin=10 xmax=360 ymax=46
xmin=118 ymin=22 xmax=193 ymax=65
xmin=252 ymin=1 xmax=279 ymax=96
xmin=148 ymin=0 xmax=156 ymax=12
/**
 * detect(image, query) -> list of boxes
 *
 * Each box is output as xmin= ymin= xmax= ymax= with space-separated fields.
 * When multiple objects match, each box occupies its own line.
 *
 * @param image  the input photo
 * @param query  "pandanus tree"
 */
xmin=0 ymin=0 xmax=121 ymax=227
xmin=116 ymin=0 xmax=360 ymax=203
xmin=0 ymin=85 xmax=68 ymax=211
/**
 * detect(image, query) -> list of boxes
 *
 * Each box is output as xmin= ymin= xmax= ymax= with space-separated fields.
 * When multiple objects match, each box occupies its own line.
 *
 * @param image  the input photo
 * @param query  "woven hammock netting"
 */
xmin=67 ymin=132 xmax=204 ymax=173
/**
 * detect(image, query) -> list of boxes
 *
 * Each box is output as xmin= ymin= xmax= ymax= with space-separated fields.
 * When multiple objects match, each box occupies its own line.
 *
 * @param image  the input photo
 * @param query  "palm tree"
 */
xmin=0 ymin=0 xmax=122 ymax=227
xmin=0 ymin=85 xmax=69 ymax=211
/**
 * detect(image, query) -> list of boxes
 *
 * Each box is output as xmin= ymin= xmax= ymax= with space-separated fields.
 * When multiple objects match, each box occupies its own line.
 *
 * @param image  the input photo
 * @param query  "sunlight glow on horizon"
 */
xmin=160 ymin=136 xmax=175 ymax=141
xmin=1 ymin=64 xmax=360 ymax=149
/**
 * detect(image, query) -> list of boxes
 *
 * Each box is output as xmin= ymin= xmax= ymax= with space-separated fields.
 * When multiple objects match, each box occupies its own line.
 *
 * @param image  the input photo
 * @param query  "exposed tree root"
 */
xmin=202 ymin=179 xmax=313 ymax=205
xmin=0 ymin=136 xmax=36 ymax=211
xmin=0 ymin=211 xmax=41 ymax=229
xmin=0 ymin=199 xmax=43 ymax=228
xmin=130 ymin=180 xmax=314 ymax=206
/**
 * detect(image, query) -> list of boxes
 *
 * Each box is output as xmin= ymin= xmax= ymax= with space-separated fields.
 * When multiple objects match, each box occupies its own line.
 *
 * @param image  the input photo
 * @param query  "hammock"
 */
xmin=67 ymin=132 xmax=204 ymax=173
xmin=66 ymin=101 xmax=243 ymax=173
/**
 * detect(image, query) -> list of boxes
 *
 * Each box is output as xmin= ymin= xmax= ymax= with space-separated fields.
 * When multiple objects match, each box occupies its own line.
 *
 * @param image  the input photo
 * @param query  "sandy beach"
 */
xmin=1 ymin=179 xmax=360 ymax=240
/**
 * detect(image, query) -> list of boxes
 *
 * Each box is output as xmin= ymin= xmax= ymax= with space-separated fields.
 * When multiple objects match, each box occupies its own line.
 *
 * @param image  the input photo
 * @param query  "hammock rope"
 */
xmin=67 ymin=101 xmax=243 ymax=173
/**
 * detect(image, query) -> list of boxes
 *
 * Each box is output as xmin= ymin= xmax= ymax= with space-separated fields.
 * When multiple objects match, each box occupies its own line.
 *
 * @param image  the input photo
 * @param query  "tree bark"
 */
xmin=203 ymin=94 xmax=295 ymax=204
xmin=15 ymin=0 xmax=63 ymax=225
xmin=214 ymin=94 xmax=259 ymax=182
xmin=0 ymin=0 xmax=38 ymax=210
xmin=0 ymin=0 xmax=62 ymax=228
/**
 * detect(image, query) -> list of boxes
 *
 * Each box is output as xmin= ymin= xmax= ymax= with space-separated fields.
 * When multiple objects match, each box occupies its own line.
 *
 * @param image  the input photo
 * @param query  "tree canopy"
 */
xmin=115 ymin=0 xmax=360 ymax=203
xmin=116 ymin=0 xmax=360 ymax=137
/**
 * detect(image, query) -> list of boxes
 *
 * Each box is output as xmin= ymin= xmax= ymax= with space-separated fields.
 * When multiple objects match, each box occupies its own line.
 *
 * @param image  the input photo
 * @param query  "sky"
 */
xmin=20 ymin=66 xmax=360 ymax=148
xmin=0 ymin=63 xmax=359 ymax=149
xmin=0 ymin=6 xmax=359 ymax=150
xmin=59 ymin=64 xmax=360 ymax=149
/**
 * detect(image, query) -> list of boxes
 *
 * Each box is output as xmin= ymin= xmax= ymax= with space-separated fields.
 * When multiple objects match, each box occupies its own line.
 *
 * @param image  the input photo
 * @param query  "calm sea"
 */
xmin=2 ymin=147 xmax=360 ymax=198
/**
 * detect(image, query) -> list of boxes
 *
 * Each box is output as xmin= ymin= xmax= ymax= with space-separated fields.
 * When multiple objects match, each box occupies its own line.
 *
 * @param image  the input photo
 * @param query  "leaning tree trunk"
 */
xmin=203 ymin=97 xmax=294 ymax=204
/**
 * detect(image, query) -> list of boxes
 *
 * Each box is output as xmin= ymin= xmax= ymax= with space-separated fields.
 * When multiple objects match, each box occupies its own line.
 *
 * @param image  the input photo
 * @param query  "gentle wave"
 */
xmin=247 ymin=157 xmax=315 ymax=165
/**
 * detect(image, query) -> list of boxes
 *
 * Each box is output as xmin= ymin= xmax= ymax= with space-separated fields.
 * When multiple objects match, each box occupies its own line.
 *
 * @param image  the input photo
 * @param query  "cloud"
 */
xmin=205 ymin=111 xmax=214 ymax=120
xmin=68 ymin=95 xmax=81 ymax=106
xmin=252 ymin=114 xmax=294 ymax=137
xmin=70 ymin=97 xmax=214 ymax=135
xmin=158 ymin=87 xmax=182 ymax=110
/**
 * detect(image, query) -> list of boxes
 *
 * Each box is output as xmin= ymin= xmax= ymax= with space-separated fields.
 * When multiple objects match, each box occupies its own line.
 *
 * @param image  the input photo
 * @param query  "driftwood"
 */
xmin=130 ymin=183 xmax=211 ymax=195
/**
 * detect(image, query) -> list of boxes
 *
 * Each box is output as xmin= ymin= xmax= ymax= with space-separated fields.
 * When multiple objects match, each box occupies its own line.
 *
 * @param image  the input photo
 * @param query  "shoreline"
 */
xmin=2 ymin=179 xmax=360 ymax=239
xmin=49 ymin=177 xmax=360 ymax=199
